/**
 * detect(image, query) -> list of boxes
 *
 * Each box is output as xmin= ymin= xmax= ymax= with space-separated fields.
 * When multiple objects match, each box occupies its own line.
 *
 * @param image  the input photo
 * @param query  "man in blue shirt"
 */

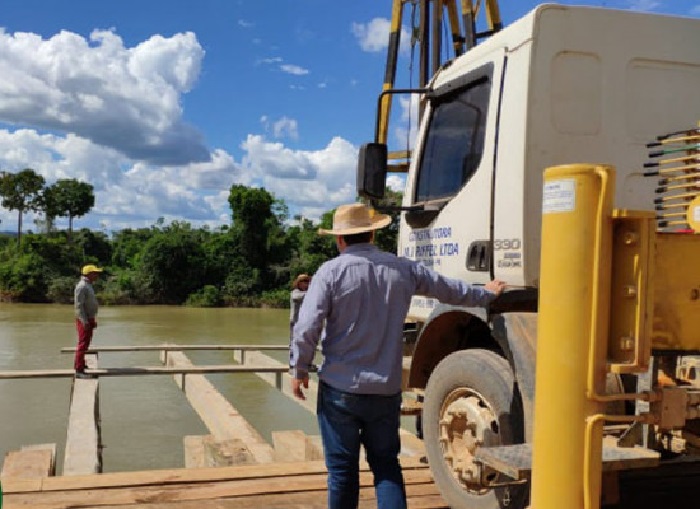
xmin=290 ymin=203 xmax=506 ymax=509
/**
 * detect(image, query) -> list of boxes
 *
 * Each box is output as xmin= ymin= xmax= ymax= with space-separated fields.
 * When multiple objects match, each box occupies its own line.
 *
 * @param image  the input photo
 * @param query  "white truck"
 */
xmin=357 ymin=4 xmax=700 ymax=508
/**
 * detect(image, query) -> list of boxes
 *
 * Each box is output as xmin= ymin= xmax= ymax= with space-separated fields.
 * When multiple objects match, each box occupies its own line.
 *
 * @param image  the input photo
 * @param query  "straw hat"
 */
xmin=293 ymin=274 xmax=311 ymax=289
xmin=318 ymin=203 xmax=391 ymax=236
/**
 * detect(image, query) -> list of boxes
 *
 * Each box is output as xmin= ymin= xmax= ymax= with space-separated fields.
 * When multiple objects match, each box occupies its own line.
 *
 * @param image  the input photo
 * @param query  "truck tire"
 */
xmin=423 ymin=349 xmax=528 ymax=509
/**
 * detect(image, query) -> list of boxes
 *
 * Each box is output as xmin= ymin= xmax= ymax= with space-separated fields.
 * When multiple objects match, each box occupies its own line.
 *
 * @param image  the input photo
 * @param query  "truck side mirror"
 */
xmin=357 ymin=143 xmax=388 ymax=200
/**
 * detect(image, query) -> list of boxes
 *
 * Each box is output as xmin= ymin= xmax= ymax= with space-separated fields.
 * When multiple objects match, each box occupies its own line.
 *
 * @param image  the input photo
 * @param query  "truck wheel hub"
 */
xmin=438 ymin=387 xmax=500 ymax=492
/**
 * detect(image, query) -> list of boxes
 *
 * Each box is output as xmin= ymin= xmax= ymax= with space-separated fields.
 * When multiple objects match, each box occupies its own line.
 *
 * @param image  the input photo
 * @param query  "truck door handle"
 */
xmin=466 ymin=240 xmax=491 ymax=272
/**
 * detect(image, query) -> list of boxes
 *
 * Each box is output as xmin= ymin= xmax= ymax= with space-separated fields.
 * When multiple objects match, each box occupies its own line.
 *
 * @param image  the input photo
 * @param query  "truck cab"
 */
xmin=358 ymin=4 xmax=700 ymax=509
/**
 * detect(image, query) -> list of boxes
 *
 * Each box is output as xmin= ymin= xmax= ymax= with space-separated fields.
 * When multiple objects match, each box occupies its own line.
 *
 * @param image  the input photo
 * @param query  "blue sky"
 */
xmin=0 ymin=0 xmax=697 ymax=233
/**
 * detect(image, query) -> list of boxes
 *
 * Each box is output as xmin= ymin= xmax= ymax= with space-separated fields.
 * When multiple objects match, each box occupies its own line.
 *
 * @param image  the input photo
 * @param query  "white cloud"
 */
xmin=280 ymin=64 xmax=310 ymax=76
xmin=387 ymin=175 xmax=406 ymax=193
xmin=272 ymin=117 xmax=299 ymax=140
xmin=238 ymin=19 xmax=254 ymax=28
xmin=0 ymin=125 xmax=359 ymax=231
xmin=0 ymin=28 xmax=208 ymax=165
xmin=351 ymin=18 xmax=410 ymax=53
xmin=0 ymin=128 xmax=240 ymax=231
xmin=0 ymin=27 xmax=361 ymax=231
xmin=390 ymin=95 xmax=420 ymax=150
xmin=238 ymin=135 xmax=357 ymax=217
xmin=260 ymin=115 xmax=300 ymax=140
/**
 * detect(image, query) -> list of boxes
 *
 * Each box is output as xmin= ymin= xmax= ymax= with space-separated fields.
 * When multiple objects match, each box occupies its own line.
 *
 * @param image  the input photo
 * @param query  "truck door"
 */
xmin=401 ymin=49 xmax=506 ymax=317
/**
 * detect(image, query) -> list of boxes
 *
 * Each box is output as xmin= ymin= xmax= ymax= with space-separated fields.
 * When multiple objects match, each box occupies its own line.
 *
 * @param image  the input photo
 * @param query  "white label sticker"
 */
xmin=543 ymin=179 xmax=576 ymax=214
xmin=694 ymin=205 xmax=700 ymax=222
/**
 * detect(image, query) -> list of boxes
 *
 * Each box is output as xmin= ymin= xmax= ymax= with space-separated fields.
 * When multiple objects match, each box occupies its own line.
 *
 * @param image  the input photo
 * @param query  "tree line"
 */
xmin=0 ymin=168 xmax=401 ymax=307
xmin=0 ymin=168 xmax=94 ymax=243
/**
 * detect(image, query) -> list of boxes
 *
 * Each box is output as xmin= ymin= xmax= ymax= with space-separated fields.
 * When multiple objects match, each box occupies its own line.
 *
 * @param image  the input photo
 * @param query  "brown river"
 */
xmin=0 ymin=304 xmax=320 ymax=473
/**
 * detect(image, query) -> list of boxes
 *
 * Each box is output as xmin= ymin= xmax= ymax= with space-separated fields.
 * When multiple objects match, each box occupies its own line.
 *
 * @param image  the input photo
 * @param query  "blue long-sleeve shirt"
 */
xmin=290 ymin=243 xmax=497 ymax=395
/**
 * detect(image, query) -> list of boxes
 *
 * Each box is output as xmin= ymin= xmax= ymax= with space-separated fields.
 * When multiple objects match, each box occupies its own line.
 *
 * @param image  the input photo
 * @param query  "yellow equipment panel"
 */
xmin=608 ymin=211 xmax=655 ymax=372
xmin=609 ymin=210 xmax=700 ymax=356
xmin=652 ymin=232 xmax=700 ymax=351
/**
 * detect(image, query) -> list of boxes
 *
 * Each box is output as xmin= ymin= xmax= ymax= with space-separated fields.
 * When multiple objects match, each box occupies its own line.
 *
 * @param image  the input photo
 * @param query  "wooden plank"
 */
xmin=165 ymin=351 xmax=273 ymax=464
xmin=0 ymin=369 xmax=83 ymax=379
xmin=16 ymin=482 xmax=446 ymax=509
xmin=63 ymin=354 xmax=101 ymax=476
xmin=61 ymin=345 xmax=290 ymax=353
xmin=5 ymin=456 xmax=430 ymax=493
xmin=1 ymin=444 xmax=56 ymax=478
xmin=3 ymin=467 xmax=437 ymax=508
xmin=0 ymin=365 xmax=294 ymax=379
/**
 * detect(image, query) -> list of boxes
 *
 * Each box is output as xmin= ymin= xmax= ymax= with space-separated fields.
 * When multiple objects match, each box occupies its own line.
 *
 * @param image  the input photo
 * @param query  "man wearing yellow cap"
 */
xmin=74 ymin=264 xmax=103 ymax=378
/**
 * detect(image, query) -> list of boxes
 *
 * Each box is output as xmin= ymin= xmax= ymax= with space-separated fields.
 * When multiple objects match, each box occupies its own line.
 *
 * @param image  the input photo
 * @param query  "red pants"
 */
xmin=74 ymin=319 xmax=95 ymax=371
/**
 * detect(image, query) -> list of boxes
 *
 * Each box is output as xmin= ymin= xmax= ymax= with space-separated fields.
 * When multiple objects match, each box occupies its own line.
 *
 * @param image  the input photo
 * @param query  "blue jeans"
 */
xmin=317 ymin=381 xmax=407 ymax=509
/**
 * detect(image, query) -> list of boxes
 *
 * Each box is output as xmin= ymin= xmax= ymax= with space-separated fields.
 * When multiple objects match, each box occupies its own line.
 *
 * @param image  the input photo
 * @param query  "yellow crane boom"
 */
xmin=377 ymin=0 xmax=502 ymax=168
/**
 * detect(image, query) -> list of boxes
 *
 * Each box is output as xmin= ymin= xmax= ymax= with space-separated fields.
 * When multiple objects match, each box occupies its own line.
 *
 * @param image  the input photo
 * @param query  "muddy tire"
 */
xmin=423 ymin=349 xmax=528 ymax=509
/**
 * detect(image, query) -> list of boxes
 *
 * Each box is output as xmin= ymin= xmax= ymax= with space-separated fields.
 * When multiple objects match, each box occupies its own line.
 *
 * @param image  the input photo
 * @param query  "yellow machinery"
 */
xmin=375 ymin=0 xmax=502 ymax=170
xmin=480 ymin=161 xmax=700 ymax=509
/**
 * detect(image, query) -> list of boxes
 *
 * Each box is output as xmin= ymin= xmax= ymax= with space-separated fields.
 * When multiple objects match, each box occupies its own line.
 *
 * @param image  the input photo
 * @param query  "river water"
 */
xmin=0 ymin=304 xmax=320 ymax=473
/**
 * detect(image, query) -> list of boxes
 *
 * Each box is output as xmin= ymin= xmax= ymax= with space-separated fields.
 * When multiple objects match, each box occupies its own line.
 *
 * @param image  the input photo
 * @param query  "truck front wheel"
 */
xmin=423 ymin=349 xmax=528 ymax=509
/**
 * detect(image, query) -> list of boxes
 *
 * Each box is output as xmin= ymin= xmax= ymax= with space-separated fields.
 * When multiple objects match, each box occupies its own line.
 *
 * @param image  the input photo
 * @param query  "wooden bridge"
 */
xmin=0 ymin=344 xmax=446 ymax=508
xmin=2 ymin=457 xmax=446 ymax=508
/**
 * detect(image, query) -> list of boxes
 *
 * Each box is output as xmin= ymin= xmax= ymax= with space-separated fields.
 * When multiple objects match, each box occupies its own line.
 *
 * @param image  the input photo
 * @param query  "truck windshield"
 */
xmin=415 ymin=78 xmax=490 ymax=202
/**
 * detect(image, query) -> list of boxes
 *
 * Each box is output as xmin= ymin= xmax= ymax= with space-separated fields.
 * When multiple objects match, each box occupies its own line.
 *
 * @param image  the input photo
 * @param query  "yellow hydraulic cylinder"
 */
xmin=530 ymin=165 xmax=615 ymax=509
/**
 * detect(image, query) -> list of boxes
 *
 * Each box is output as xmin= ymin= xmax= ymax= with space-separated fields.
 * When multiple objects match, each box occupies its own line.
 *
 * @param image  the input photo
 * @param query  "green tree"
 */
xmin=287 ymin=217 xmax=335 ymax=279
xmin=0 ymin=251 xmax=50 ymax=302
xmin=228 ymin=185 xmax=284 ymax=286
xmin=37 ymin=184 xmax=60 ymax=234
xmin=74 ymin=228 xmax=112 ymax=266
xmin=46 ymin=179 xmax=95 ymax=239
xmin=374 ymin=189 xmax=403 ymax=254
xmin=0 ymin=169 xmax=46 ymax=244
xmin=111 ymin=228 xmax=155 ymax=268
xmin=135 ymin=222 xmax=207 ymax=304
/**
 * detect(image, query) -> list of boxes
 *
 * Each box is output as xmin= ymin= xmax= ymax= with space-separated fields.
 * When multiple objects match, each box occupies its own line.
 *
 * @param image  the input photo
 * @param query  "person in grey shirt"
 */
xmin=289 ymin=273 xmax=311 ymax=366
xmin=290 ymin=203 xmax=505 ymax=509
xmin=74 ymin=264 xmax=103 ymax=379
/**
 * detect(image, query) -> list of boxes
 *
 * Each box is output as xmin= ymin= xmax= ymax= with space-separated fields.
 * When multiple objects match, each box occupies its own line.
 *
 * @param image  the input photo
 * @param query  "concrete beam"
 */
xmin=164 ymin=351 xmax=273 ymax=463
xmin=272 ymin=430 xmax=324 ymax=462
xmin=63 ymin=354 xmax=101 ymax=476
xmin=232 ymin=350 xmax=319 ymax=414
xmin=234 ymin=351 xmax=425 ymax=457
xmin=183 ymin=435 xmax=208 ymax=468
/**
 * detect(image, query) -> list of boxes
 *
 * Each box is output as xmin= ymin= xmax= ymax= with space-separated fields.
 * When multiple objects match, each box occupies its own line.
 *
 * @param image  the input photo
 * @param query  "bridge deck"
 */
xmin=2 ymin=457 xmax=448 ymax=509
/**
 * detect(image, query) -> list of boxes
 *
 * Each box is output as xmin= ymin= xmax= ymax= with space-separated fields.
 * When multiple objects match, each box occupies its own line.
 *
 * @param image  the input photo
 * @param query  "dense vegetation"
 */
xmin=0 ymin=169 xmax=401 ymax=307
